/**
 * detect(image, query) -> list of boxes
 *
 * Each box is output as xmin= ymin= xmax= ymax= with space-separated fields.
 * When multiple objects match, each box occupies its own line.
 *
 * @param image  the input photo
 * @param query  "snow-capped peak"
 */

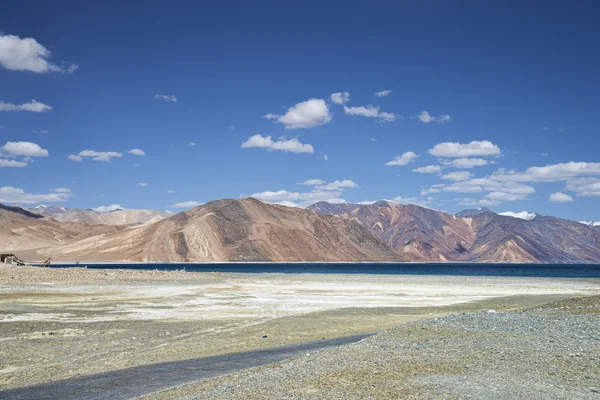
xmin=499 ymin=211 xmax=537 ymax=221
xmin=581 ymin=221 xmax=600 ymax=227
xmin=35 ymin=204 xmax=47 ymax=209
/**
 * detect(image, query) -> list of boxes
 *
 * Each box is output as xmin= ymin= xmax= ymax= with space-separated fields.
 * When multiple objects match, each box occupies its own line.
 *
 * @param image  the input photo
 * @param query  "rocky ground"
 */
xmin=147 ymin=296 xmax=600 ymax=400
xmin=1 ymin=265 xmax=599 ymax=397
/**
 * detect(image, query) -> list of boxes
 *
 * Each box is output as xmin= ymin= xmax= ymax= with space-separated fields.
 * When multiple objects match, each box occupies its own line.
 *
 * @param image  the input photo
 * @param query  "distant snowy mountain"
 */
xmin=499 ymin=211 xmax=537 ymax=221
xmin=580 ymin=221 xmax=600 ymax=227
xmin=28 ymin=204 xmax=68 ymax=217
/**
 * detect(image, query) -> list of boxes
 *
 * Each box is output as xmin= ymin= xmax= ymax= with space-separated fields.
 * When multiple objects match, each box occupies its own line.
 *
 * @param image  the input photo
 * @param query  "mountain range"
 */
xmin=26 ymin=204 xmax=171 ymax=225
xmin=2 ymin=198 xmax=599 ymax=263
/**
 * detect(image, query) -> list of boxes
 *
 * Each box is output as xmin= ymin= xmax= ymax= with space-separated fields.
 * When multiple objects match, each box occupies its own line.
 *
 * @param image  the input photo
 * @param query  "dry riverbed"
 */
xmin=1 ymin=265 xmax=600 ymax=393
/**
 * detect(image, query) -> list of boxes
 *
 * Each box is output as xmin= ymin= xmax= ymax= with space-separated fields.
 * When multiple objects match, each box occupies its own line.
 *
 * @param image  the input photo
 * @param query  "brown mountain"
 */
xmin=27 ymin=205 xmax=171 ymax=225
xmin=308 ymin=201 xmax=600 ymax=263
xmin=26 ymin=198 xmax=401 ymax=262
xmin=0 ymin=204 xmax=123 ymax=253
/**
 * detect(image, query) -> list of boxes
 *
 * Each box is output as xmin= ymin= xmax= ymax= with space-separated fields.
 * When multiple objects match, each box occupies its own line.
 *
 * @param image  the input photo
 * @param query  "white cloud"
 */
xmin=421 ymin=188 xmax=441 ymax=196
xmin=330 ymin=92 xmax=350 ymax=105
xmin=492 ymin=162 xmax=600 ymax=182
xmin=241 ymin=135 xmax=314 ymax=154
xmin=92 ymin=204 xmax=122 ymax=213
xmin=389 ymin=196 xmax=432 ymax=207
xmin=429 ymin=141 xmax=501 ymax=158
xmin=32 ymin=129 xmax=49 ymax=134
xmin=266 ymin=98 xmax=332 ymax=129
xmin=441 ymin=178 xmax=535 ymax=195
xmin=0 ymin=186 xmax=72 ymax=204
xmin=189 ymin=142 xmax=196 ymax=146
xmin=54 ymin=188 xmax=71 ymax=193
xmin=344 ymin=105 xmax=397 ymax=122
xmin=273 ymin=200 xmax=302 ymax=208
xmin=154 ymin=93 xmax=177 ymax=102
xmin=413 ymin=165 xmax=441 ymax=173
xmin=459 ymin=198 xmax=500 ymax=207
xmin=68 ymin=150 xmax=123 ymax=162
xmin=0 ymin=159 xmax=28 ymax=167
xmin=485 ymin=191 xmax=528 ymax=201
xmin=1 ymin=141 xmax=49 ymax=157
xmin=168 ymin=190 xmax=176 ymax=194
xmin=252 ymin=177 xmax=359 ymax=208
xmin=299 ymin=179 xmax=325 ymax=186
xmin=137 ymin=183 xmax=148 ymax=187
xmin=374 ymin=89 xmax=392 ymax=97
xmin=448 ymin=158 xmax=489 ymax=168
xmin=316 ymin=179 xmax=358 ymax=191
xmin=549 ymin=192 xmax=574 ymax=203
xmin=128 ymin=148 xmax=145 ymax=156
xmin=172 ymin=201 xmax=202 ymax=208
xmin=417 ymin=111 xmax=451 ymax=124
xmin=322 ymin=154 xmax=328 ymax=161
xmin=385 ymin=151 xmax=419 ymax=166
xmin=441 ymin=171 xmax=473 ymax=181
xmin=0 ymin=34 xmax=77 ymax=73
xmin=565 ymin=178 xmax=600 ymax=197
xmin=0 ymin=100 xmax=52 ymax=112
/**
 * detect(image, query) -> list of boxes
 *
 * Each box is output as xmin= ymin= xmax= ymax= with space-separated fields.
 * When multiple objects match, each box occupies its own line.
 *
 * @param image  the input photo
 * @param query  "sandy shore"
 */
xmin=1 ymin=265 xmax=600 ymax=391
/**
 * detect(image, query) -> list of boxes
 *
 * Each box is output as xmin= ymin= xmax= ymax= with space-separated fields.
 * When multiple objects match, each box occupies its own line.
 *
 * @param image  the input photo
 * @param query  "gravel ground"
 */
xmin=147 ymin=295 xmax=600 ymax=400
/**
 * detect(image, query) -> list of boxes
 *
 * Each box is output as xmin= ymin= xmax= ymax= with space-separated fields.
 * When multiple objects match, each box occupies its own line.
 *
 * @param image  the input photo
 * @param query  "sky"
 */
xmin=1 ymin=0 xmax=599 ymax=221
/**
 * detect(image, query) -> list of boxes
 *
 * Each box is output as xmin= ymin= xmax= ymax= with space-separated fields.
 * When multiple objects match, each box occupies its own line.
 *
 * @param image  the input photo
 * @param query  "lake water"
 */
xmin=49 ymin=262 xmax=600 ymax=278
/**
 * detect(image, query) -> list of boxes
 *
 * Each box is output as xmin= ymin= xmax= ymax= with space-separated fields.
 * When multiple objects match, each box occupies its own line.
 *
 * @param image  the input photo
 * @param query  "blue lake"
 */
xmin=49 ymin=263 xmax=600 ymax=278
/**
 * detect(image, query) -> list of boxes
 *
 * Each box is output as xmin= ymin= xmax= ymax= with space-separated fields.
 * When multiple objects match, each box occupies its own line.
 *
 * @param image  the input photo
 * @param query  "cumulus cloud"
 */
xmin=485 ymin=191 xmax=528 ymax=201
xmin=440 ymin=178 xmax=535 ymax=195
xmin=68 ymin=155 xmax=83 ymax=162
xmin=68 ymin=150 xmax=123 ymax=162
xmin=417 ymin=111 xmax=451 ymax=124
xmin=0 ymin=100 xmax=52 ymax=112
xmin=252 ymin=178 xmax=358 ymax=207
xmin=241 ymin=135 xmax=314 ymax=154
xmin=0 ymin=159 xmax=28 ymax=167
xmin=0 ymin=34 xmax=77 ymax=73
xmin=549 ymin=192 xmax=574 ymax=203
xmin=374 ymin=89 xmax=392 ymax=97
xmin=429 ymin=141 xmax=501 ymax=158
xmin=385 ymin=151 xmax=419 ymax=166
xmin=299 ymin=179 xmax=325 ymax=186
xmin=344 ymin=105 xmax=398 ymax=122
xmin=389 ymin=196 xmax=432 ymax=208
xmin=491 ymin=162 xmax=600 ymax=182
xmin=447 ymin=158 xmax=489 ymax=168
xmin=441 ymin=171 xmax=474 ymax=181
xmin=330 ymin=92 xmax=350 ymax=105
xmin=316 ymin=179 xmax=358 ymax=191
xmin=266 ymin=98 xmax=332 ymax=129
xmin=412 ymin=165 xmax=442 ymax=174
xmin=0 ymin=186 xmax=72 ymax=204
xmin=172 ymin=201 xmax=202 ymax=208
xmin=1 ymin=141 xmax=48 ymax=157
xmin=565 ymin=178 xmax=600 ymax=197
xmin=154 ymin=93 xmax=177 ymax=102
xmin=92 ymin=205 xmax=121 ymax=213
xmin=459 ymin=198 xmax=500 ymax=207
xmin=128 ymin=148 xmax=145 ymax=156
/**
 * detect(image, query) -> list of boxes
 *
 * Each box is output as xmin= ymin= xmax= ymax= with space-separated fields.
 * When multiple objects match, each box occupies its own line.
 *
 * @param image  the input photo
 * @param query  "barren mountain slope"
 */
xmin=41 ymin=198 xmax=402 ymax=262
xmin=311 ymin=201 xmax=476 ymax=262
xmin=309 ymin=201 xmax=600 ymax=263
xmin=51 ymin=208 xmax=171 ymax=225
xmin=0 ymin=204 xmax=123 ymax=252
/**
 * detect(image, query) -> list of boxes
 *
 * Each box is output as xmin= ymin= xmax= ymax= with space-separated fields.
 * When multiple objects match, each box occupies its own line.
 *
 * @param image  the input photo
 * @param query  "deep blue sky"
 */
xmin=1 ymin=0 xmax=599 ymax=221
